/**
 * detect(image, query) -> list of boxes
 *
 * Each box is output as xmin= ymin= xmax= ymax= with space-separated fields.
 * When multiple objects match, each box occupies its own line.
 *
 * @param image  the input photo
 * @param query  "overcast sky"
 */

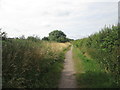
xmin=0 ymin=0 xmax=119 ymax=39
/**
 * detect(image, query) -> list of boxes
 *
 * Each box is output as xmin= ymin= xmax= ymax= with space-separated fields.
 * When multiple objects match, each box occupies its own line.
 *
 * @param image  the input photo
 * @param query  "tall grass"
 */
xmin=73 ymin=25 xmax=120 ymax=87
xmin=2 ymin=39 xmax=70 ymax=88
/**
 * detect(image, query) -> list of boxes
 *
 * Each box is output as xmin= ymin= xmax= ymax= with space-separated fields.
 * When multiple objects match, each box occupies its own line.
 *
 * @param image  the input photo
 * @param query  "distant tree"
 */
xmin=66 ymin=38 xmax=74 ymax=42
xmin=19 ymin=35 xmax=25 ymax=39
xmin=42 ymin=30 xmax=73 ymax=43
xmin=0 ymin=29 xmax=7 ymax=40
xmin=49 ymin=30 xmax=67 ymax=42
xmin=42 ymin=37 xmax=49 ymax=41
xmin=27 ymin=36 xmax=41 ymax=42
xmin=57 ymin=36 xmax=66 ymax=42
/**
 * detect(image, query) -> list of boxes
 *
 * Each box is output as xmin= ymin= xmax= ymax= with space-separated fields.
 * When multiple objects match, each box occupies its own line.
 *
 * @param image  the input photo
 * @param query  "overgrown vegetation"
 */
xmin=73 ymin=47 xmax=115 ymax=88
xmin=2 ymin=34 xmax=70 ymax=88
xmin=73 ymin=25 xmax=120 ymax=88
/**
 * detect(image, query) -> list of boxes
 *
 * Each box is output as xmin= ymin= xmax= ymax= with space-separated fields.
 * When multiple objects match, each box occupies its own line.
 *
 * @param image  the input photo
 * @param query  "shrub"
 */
xmin=73 ymin=25 xmax=120 ymax=87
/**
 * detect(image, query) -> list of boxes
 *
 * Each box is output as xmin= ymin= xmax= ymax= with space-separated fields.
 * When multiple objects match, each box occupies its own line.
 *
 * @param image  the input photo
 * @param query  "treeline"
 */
xmin=73 ymin=25 xmax=120 ymax=87
xmin=1 ymin=30 xmax=71 ymax=88
xmin=1 ymin=30 xmax=74 ymax=43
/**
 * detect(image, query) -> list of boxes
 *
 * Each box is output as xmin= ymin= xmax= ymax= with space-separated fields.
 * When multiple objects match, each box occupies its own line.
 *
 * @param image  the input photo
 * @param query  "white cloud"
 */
xmin=0 ymin=0 xmax=118 ymax=39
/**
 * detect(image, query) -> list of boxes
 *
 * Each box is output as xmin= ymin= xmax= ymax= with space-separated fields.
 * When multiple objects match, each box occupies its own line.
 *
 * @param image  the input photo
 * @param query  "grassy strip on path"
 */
xmin=72 ymin=47 xmax=114 ymax=88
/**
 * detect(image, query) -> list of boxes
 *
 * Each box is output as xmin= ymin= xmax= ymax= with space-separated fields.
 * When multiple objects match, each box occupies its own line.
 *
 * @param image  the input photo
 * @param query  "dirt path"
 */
xmin=59 ymin=46 xmax=77 ymax=88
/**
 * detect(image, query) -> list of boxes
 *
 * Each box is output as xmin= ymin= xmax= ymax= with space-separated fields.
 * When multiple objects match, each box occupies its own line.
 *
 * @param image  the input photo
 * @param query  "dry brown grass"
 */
xmin=43 ymin=41 xmax=71 ymax=52
xmin=51 ymin=42 xmax=70 ymax=51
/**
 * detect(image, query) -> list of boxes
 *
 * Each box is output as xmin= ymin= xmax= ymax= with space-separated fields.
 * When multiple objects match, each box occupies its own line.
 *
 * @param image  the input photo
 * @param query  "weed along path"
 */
xmin=59 ymin=46 xmax=77 ymax=88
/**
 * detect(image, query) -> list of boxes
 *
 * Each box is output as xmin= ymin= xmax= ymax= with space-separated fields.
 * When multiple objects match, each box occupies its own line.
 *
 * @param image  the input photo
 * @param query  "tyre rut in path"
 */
xmin=59 ymin=46 xmax=77 ymax=88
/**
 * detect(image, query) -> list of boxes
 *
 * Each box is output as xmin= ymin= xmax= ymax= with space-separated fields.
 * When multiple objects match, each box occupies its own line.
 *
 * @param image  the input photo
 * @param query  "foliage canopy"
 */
xmin=42 ymin=30 xmax=73 ymax=42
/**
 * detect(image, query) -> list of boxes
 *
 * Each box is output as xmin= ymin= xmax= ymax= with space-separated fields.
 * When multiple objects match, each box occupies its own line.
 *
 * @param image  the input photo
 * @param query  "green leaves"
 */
xmin=73 ymin=25 xmax=120 ymax=87
xmin=42 ymin=30 xmax=73 ymax=42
